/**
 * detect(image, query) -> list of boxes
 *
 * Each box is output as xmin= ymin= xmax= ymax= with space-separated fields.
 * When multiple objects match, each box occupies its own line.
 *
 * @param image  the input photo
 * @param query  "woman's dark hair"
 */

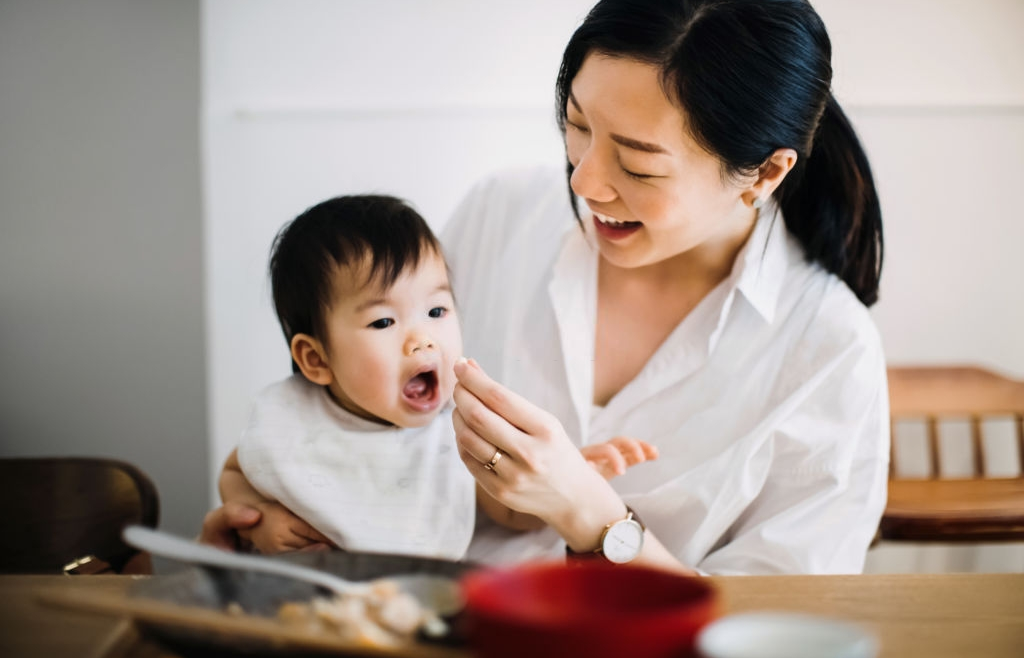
xmin=270 ymin=194 xmax=443 ymax=372
xmin=555 ymin=0 xmax=883 ymax=306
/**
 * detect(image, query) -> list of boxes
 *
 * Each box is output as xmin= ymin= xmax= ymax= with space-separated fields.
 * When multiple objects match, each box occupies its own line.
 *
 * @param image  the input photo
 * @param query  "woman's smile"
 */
xmin=592 ymin=211 xmax=642 ymax=241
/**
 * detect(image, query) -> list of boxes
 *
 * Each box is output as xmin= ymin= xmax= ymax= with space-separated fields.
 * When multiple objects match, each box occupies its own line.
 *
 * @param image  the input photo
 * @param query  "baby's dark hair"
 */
xmin=269 ymin=194 xmax=443 ymax=373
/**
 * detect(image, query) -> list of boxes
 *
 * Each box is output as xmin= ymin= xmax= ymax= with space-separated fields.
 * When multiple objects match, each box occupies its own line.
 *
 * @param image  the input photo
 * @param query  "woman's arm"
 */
xmin=478 ymin=437 xmax=660 ymax=532
xmin=452 ymin=358 xmax=696 ymax=575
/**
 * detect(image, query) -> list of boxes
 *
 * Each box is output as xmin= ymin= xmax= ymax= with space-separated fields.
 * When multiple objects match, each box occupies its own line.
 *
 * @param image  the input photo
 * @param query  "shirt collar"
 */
xmin=557 ymin=199 xmax=791 ymax=365
xmin=704 ymin=202 xmax=789 ymax=356
xmin=576 ymin=198 xmax=790 ymax=325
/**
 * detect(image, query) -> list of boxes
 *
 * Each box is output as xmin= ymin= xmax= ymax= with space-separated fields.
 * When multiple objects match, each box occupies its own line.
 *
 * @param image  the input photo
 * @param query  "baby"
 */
xmin=219 ymin=194 xmax=657 ymax=558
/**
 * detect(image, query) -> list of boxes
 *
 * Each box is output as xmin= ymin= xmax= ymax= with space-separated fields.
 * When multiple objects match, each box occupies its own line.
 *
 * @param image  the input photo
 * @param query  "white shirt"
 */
xmin=442 ymin=166 xmax=889 ymax=574
xmin=237 ymin=375 xmax=475 ymax=560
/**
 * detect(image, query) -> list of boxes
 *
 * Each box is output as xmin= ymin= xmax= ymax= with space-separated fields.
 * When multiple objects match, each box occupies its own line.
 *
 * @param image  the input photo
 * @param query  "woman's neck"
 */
xmin=601 ymin=206 xmax=758 ymax=294
xmin=592 ymin=207 xmax=758 ymax=406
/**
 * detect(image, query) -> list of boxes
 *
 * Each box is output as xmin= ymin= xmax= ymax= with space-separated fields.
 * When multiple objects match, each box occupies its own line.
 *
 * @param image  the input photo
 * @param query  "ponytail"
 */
xmin=776 ymin=96 xmax=883 ymax=307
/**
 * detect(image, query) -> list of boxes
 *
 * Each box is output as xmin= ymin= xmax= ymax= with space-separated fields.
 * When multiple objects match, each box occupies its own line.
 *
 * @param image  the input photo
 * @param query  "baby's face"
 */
xmin=320 ymin=250 xmax=462 ymax=428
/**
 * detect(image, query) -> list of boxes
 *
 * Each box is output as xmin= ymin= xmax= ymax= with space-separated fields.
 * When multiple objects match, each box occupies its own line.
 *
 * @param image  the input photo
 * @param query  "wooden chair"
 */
xmin=881 ymin=365 xmax=1024 ymax=542
xmin=0 ymin=457 xmax=160 ymax=574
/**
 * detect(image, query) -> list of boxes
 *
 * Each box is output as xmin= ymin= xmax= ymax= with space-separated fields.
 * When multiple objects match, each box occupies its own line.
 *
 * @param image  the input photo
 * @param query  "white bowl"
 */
xmin=697 ymin=611 xmax=878 ymax=658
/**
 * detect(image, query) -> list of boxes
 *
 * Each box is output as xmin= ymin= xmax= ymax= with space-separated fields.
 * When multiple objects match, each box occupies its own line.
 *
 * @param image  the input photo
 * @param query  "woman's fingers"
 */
xmin=453 ymin=357 xmax=614 ymax=525
xmin=454 ymin=358 xmax=552 ymax=437
xmin=452 ymin=381 xmax=533 ymax=466
xmin=263 ymin=502 xmax=330 ymax=545
xmin=248 ymin=502 xmax=333 ymax=554
xmin=454 ymin=406 xmax=521 ymax=497
xmin=452 ymin=403 xmax=507 ymax=465
xmin=291 ymin=519 xmax=332 ymax=545
xmin=198 ymin=502 xmax=262 ymax=551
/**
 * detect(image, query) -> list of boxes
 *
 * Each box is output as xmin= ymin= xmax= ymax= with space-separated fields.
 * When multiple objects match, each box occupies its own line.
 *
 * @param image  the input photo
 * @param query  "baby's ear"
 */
xmin=290 ymin=334 xmax=333 ymax=385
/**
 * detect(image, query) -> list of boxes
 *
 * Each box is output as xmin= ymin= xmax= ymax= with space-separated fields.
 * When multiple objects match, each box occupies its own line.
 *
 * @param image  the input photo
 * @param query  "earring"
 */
xmin=752 ymin=196 xmax=765 ymax=210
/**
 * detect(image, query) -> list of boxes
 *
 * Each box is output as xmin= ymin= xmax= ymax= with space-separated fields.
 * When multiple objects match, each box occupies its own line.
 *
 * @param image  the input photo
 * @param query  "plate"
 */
xmin=41 ymin=549 xmax=475 ymax=657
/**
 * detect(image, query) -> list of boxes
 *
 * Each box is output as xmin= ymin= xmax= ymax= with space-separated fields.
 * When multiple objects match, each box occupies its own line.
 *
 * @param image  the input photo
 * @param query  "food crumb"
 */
xmin=267 ymin=577 xmax=441 ymax=646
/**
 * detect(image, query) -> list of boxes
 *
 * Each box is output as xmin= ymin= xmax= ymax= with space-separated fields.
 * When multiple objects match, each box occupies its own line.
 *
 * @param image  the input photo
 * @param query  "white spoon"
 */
xmin=122 ymin=526 xmax=463 ymax=621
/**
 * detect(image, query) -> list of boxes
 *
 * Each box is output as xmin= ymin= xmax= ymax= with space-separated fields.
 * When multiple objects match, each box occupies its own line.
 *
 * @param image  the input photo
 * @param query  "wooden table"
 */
xmin=1 ymin=573 xmax=1022 ymax=657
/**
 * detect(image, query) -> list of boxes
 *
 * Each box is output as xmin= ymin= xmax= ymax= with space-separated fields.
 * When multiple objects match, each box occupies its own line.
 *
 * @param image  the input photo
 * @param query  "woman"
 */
xmin=205 ymin=0 xmax=888 ymax=574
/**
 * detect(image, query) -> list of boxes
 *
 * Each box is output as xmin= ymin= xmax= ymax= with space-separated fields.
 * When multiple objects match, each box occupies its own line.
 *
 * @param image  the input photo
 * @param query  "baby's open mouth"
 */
xmin=402 ymin=368 xmax=439 ymax=407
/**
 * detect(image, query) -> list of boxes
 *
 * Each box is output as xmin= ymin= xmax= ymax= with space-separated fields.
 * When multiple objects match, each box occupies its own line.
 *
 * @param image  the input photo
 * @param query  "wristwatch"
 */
xmin=566 ymin=506 xmax=646 ymax=565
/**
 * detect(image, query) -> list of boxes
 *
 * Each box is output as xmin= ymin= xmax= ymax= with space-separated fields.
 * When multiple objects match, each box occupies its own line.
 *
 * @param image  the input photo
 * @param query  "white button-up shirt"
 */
xmin=443 ymin=166 xmax=889 ymax=574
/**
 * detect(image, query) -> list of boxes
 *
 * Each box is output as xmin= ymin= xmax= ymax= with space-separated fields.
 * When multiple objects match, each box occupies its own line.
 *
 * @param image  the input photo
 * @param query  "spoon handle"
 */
xmin=123 ymin=525 xmax=357 ymax=595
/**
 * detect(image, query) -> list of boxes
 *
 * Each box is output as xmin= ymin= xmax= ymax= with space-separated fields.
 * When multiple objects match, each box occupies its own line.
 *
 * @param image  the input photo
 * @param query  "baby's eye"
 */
xmin=368 ymin=318 xmax=394 ymax=329
xmin=428 ymin=307 xmax=447 ymax=318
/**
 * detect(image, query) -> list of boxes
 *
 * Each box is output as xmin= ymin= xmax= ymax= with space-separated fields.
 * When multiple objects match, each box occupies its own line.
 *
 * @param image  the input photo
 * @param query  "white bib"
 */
xmin=237 ymin=375 xmax=475 ymax=560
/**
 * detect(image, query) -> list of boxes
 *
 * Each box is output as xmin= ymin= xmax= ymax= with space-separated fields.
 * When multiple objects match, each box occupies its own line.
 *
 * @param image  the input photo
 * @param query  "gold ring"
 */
xmin=484 ymin=449 xmax=503 ymax=471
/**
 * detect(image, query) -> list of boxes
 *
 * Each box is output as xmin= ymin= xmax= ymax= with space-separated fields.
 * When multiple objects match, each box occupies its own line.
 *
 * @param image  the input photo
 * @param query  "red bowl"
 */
xmin=460 ymin=561 xmax=719 ymax=658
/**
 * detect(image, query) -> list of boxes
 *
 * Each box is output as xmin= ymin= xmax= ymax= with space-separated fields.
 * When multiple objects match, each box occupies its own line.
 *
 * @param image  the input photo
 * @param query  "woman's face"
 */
xmin=564 ymin=53 xmax=756 ymax=270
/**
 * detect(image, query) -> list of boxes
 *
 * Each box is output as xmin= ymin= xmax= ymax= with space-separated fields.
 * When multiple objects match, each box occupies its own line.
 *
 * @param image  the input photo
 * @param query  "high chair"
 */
xmin=881 ymin=365 xmax=1024 ymax=542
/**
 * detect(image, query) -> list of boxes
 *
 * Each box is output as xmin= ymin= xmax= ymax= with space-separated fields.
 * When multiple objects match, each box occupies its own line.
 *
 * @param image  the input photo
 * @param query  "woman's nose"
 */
xmin=570 ymin=147 xmax=616 ymax=204
xmin=404 ymin=332 xmax=436 ymax=356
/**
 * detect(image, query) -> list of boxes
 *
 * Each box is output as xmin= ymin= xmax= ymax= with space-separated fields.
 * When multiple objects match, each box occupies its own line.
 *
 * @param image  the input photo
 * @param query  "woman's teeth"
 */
xmin=594 ymin=212 xmax=637 ymax=227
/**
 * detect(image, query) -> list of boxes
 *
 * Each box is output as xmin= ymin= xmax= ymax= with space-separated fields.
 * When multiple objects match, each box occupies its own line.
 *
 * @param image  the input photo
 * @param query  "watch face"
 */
xmin=602 ymin=518 xmax=644 ymax=564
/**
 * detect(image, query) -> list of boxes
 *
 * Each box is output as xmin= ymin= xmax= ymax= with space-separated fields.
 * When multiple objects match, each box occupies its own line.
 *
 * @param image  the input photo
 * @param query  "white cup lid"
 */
xmin=697 ymin=611 xmax=879 ymax=658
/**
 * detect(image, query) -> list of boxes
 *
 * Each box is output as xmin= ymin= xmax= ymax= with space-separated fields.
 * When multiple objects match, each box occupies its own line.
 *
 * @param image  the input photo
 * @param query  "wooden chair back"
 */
xmin=0 ymin=457 xmax=160 ymax=574
xmin=882 ymin=365 xmax=1024 ymax=542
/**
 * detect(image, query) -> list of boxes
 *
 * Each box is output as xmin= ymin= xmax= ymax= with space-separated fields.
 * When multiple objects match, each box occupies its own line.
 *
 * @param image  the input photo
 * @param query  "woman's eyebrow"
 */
xmin=567 ymin=92 xmax=670 ymax=155
xmin=610 ymin=134 xmax=669 ymax=155
xmin=568 ymin=91 xmax=585 ymax=115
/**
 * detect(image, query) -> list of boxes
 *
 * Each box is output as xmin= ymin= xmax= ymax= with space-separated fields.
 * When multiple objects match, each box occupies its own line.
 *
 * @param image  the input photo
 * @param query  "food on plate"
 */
xmin=227 ymin=578 xmax=444 ymax=647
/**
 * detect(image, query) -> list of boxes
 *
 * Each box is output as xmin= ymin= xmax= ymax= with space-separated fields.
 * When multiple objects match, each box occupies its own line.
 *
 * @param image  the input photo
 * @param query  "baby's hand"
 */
xmin=581 ymin=436 xmax=659 ymax=480
xmin=240 ymin=501 xmax=333 ymax=555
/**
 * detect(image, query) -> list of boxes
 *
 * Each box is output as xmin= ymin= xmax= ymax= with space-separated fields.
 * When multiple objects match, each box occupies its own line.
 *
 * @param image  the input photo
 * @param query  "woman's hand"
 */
xmin=213 ymin=447 xmax=333 ymax=554
xmin=198 ymin=501 xmax=262 ymax=551
xmin=452 ymin=358 xmax=626 ymax=546
xmin=582 ymin=437 xmax=659 ymax=479
xmin=453 ymin=358 xmax=695 ymax=574
xmin=243 ymin=501 xmax=333 ymax=555
xmin=198 ymin=500 xmax=332 ymax=554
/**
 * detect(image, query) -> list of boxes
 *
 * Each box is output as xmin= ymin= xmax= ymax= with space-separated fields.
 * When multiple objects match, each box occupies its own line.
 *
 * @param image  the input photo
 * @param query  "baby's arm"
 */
xmin=220 ymin=448 xmax=333 ymax=554
xmin=477 ymin=483 xmax=546 ymax=531
xmin=479 ymin=437 xmax=659 ymax=531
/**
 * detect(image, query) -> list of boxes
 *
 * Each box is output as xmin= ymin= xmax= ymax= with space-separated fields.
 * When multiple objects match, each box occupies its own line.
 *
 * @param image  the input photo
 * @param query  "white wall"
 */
xmin=0 ymin=0 xmax=208 ymax=539
xmin=202 ymin=1 xmax=1024 ymax=571
xmin=817 ymin=0 xmax=1024 ymax=375
xmin=822 ymin=2 xmax=1024 ymax=572
xmin=201 ymin=0 xmax=594 ymax=491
